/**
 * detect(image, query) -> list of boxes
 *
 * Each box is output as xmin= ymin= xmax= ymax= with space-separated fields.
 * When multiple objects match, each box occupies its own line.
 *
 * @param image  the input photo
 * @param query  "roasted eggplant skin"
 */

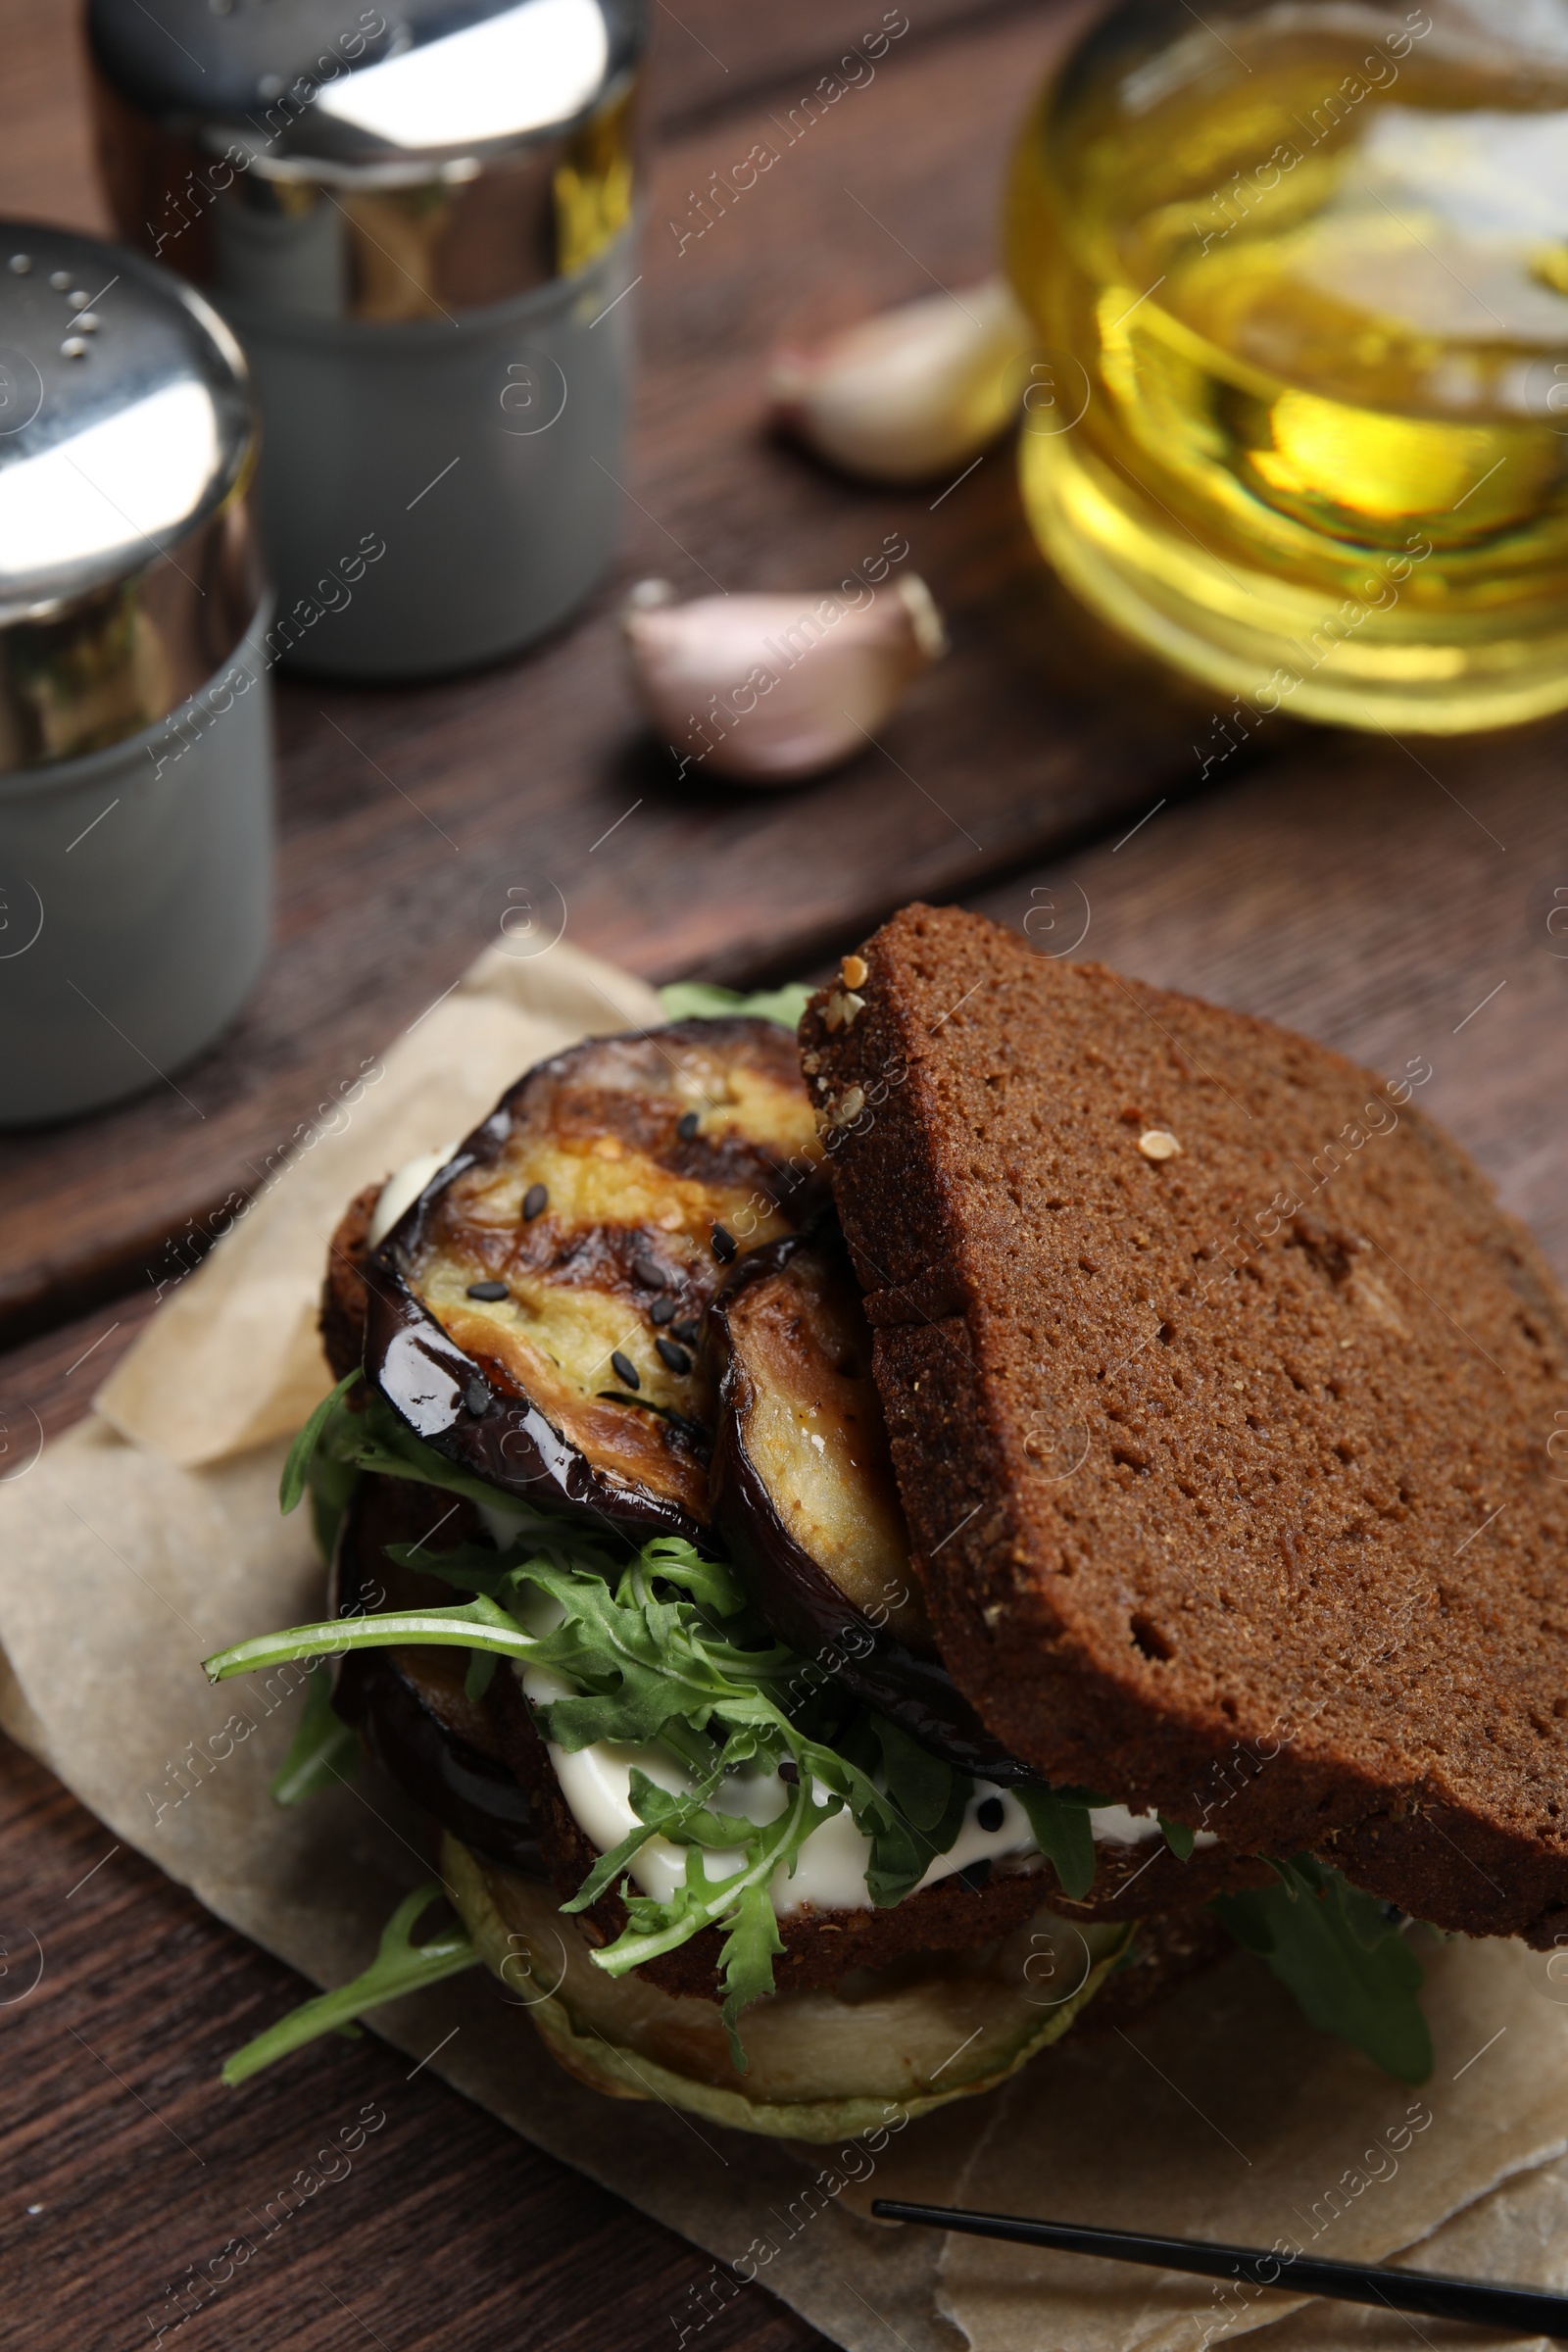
xmin=364 ymin=1020 xmax=828 ymax=1539
xmin=361 ymin=1282 xmax=686 ymax=1538
xmin=708 ymin=1235 xmax=1038 ymax=1784
xmin=330 ymin=1478 xmax=546 ymax=1878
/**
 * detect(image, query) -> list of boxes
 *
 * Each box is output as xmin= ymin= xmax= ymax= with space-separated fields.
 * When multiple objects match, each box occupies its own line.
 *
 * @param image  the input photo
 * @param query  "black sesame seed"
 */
xmin=777 ymin=1758 xmax=799 ymax=1785
xmin=655 ymin=1337 xmax=692 ymax=1375
xmin=649 ymin=1297 xmax=677 ymax=1326
xmin=610 ymin=1349 xmax=640 ymax=1390
xmin=633 ymin=1252 xmax=667 ymax=1289
xmin=670 ymin=1317 xmax=700 ymax=1345
xmin=521 ymin=1183 xmax=548 ymax=1221
xmin=676 ymin=1109 xmax=700 ymax=1140
xmin=710 ymin=1224 xmax=736 ymax=1262
xmin=465 ymin=1377 xmax=492 ymax=1416
xmin=956 ymin=1858 xmax=992 ymax=1892
xmin=976 ymin=1796 xmax=1005 ymax=1834
xmin=466 ymin=1280 xmax=510 ymax=1302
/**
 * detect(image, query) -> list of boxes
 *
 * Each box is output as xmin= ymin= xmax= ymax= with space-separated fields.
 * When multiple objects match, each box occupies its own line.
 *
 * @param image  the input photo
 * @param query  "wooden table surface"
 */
xmin=3 ymin=4 xmax=1566 ymax=2346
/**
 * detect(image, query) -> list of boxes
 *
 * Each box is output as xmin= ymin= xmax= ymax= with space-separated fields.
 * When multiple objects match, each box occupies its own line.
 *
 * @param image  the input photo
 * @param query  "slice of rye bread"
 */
xmin=801 ymin=904 xmax=1568 ymax=1947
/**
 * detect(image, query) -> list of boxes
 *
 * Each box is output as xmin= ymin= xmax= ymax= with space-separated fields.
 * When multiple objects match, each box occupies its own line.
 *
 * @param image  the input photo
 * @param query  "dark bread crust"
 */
xmin=320 ymin=1182 xmax=382 ymax=1380
xmin=1053 ymin=1836 xmax=1268 ymax=1918
xmin=803 ymin=905 xmax=1568 ymax=1945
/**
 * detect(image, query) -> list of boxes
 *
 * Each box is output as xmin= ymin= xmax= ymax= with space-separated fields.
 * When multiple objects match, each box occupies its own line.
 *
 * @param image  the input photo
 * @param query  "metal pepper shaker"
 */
xmin=0 ymin=222 xmax=271 ymax=1128
xmin=87 ymin=0 xmax=646 ymax=681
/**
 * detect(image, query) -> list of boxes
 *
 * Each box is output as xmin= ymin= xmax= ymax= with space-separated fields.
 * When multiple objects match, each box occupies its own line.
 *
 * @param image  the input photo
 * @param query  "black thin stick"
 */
xmin=870 ymin=2200 xmax=1568 ymax=2339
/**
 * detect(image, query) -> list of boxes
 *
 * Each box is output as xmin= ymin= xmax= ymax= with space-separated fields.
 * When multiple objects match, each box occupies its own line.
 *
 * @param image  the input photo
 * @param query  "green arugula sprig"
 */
xmin=207 ymin=1523 xmax=985 ymax=2062
xmin=220 ymin=1883 xmax=478 ymax=2086
xmin=280 ymin=1370 xmax=358 ymax=1514
xmin=1015 ymin=1785 xmax=1117 ymax=1901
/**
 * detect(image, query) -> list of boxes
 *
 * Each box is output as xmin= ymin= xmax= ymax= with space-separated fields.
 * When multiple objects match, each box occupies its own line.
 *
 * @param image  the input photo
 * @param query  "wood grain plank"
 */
xmin=645 ymin=0 xmax=1045 ymax=128
xmin=0 ymin=0 xmax=1218 ymax=1347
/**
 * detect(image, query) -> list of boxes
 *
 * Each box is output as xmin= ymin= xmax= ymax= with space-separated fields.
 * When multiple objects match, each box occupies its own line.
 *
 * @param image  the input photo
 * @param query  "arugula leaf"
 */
xmin=280 ymin=1370 xmax=359 ymax=1514
xmin=871 ymin=1714 xmax=964 ymax=1836
xmin=206 ymin=1597 xmax=537 ymax=1683
xmin=658 ymin=980 xmax=812 ymax=1031
xmin=599 ymin=1777 xmax=836 ymax=1979
xmin=308 ymin=1444 xmax=362 ymax=1567
xmin=627 ymin=1767 xmax=753 ymax=1849
xmin=1158 ymin=1813 xmax=1196 ymax=1861
xmin=269 ymin=1664 xmax=359 ymax=1806
xmin=1211 ymin=1857 xmax=1433 ymax=2084
xmin=717 ymin=1880 xmax=785 ymax=2070
xmin=386 ymin=1540 xmax=515 ymax=1595
xmin=638 ymin=1536 xmax=750 ymax=1619
xmin=220 ymin=1882 xmax=477 ymax=2086
xmin=1016 ymin=1786 xmax=1099 ymax=1901
xmin=839 ymin=1714 xmax=974 ymax=1906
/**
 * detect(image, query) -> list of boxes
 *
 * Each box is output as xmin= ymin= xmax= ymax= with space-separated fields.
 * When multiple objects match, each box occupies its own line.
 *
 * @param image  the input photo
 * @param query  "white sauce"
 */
xmin=368 ymin=1144 xmax=459 ymax=1247
xmin=519 ymin=1661 xmax=1214 ymax=1910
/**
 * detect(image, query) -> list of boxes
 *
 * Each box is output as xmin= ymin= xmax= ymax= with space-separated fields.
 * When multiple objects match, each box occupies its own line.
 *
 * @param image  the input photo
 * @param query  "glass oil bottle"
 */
xmin=1007 ymin=1 xmax=1568 ymax=731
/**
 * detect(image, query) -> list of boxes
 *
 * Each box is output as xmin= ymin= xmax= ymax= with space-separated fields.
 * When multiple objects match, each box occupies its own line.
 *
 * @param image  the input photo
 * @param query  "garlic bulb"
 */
xmin=622 ymin=572 xmax=947 ymax=786
xmin=768 ymin=277 xmax=1033 ymax=484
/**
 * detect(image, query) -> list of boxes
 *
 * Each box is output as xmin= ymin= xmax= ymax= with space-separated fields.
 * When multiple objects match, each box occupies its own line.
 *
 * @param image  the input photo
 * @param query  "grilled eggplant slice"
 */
xmin=330 ymin=1476 xmax=544 ymax=1877
xmin=366 ymin=1020 xmax=827 ymax=1538
xmin=709 ymin=1234 xmax=1036 ymax=1781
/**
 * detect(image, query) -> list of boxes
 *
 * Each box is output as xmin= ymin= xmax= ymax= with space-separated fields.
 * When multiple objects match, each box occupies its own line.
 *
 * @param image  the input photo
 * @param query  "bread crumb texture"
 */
xmin=803 ymin=905 xmax=1568 ymax=1944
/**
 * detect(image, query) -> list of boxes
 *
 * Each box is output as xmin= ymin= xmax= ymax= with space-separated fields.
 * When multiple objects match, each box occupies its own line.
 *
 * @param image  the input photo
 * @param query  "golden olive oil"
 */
xmin=1007 ymin=9 xmax=1568 ymax=730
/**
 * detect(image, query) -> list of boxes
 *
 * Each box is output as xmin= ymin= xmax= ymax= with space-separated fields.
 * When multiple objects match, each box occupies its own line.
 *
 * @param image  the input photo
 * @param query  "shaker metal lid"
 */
xmin=0 ymin=225 xmax=253 ymax=614
xmin=0 ymin=223 xmax=263 ymax=773
xmin=89 ymin=0 xmax=645 ymax=318
xmin=88 ymin=0 xmax=641 ymax=166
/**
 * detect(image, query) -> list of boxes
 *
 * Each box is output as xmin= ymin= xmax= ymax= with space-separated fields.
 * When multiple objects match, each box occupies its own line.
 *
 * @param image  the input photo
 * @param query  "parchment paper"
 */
xmin=4 ymin=933 xmax=1568 ymax=2352
xmin=938 ymin=1937 xmax=1568 ymax=2352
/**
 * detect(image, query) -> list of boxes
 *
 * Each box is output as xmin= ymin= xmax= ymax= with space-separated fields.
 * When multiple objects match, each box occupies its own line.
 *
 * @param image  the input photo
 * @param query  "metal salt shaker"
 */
xmin=87 ymin=0 xmax=646 ymax=680
xmin=0 ymin=223 xmax=271 ymax=1127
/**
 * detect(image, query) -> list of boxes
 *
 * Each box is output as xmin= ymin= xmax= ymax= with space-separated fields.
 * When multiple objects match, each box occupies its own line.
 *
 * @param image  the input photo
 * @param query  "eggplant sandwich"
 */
xmin=209 ymin=910 xmax=1568 ymax=2135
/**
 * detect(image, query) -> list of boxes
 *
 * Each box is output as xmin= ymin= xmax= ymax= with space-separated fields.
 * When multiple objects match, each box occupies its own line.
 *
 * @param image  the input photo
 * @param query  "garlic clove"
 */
xmin=768 ymin=277 xmax=1034 ymax=485
xmin=621 ymin=574 xmax=948 ymax=787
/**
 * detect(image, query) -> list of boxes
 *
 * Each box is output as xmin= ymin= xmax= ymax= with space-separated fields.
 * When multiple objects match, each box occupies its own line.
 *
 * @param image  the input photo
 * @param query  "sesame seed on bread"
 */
xmin=801 ymin=904 xmax=1568 ymax=1947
